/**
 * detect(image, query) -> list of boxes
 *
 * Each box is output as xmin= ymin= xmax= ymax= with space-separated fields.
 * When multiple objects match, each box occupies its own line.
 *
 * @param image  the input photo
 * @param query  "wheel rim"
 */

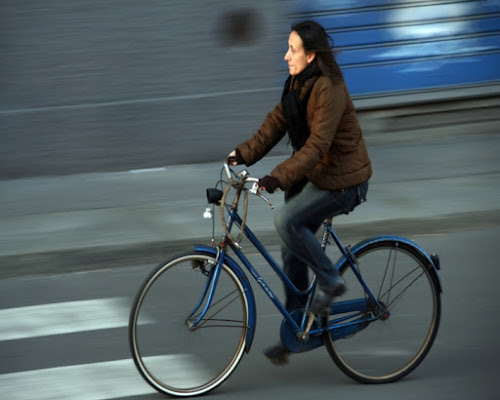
xmin=130 ymin=254 xmax=249 ymax=396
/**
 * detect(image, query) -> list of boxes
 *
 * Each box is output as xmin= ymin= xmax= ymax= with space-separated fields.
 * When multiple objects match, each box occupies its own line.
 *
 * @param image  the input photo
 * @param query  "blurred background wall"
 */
xmin=1 ymin=0 xmax=499 ymax=179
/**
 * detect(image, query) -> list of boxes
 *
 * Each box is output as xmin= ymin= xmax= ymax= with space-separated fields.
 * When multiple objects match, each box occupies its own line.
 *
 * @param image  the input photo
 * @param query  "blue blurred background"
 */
xmin=293 ymin=0 xmax=500 ymax=98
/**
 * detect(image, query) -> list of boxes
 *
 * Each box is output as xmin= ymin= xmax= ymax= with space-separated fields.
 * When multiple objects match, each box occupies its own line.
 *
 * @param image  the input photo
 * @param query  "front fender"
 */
xmin=194 ymin=244 xmax=256 ymax=353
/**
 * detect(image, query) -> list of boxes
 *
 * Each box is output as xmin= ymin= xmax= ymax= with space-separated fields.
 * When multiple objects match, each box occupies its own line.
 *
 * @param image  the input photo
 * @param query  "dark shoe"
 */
xmin=264 ymin=343 xmax=290 ymax=366
xmin=309 ymin=276 xmax=346 ymax=315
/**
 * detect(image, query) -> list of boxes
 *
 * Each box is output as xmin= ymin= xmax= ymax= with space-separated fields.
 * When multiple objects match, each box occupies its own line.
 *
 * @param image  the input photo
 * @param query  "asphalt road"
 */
xmin=1 ymin=128 xmax=499 ymax=399
xmin=0 ymin=225 xmax=498 ymax=400
xmin=1 ymin=129 xmax=499 ymax=400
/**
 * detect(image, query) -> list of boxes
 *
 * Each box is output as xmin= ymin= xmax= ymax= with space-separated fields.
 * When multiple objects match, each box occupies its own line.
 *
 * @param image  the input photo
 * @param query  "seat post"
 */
xmin=320 ymin=218 xmax=333 ymax=249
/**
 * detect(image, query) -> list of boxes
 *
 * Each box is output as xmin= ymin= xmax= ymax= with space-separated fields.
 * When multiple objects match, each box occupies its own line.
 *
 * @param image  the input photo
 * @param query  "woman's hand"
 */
xmin=225 ymin=149 xmax=245 ymax=166
xmin=259 ymin=175 xmax=281 ymax=193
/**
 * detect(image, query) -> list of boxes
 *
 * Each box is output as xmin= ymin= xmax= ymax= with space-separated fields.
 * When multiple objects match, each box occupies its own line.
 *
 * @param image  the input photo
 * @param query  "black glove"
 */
xmin=259 ymin=175 xmax=281 ymax=193
xmin=226 ymin=148 xmax=245 ymax=166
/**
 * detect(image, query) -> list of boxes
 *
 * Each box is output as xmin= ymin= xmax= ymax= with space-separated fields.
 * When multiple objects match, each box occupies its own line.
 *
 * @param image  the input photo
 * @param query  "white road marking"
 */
xmin=128 ymin=167 xmax=167 ymax=174
xmin=0 ymin=298 xmax=141 ymax=341
xmin=0 ymin=356 xmax=211 ymax=400
xmin=0 ymin=87 xmax=280 ymax=115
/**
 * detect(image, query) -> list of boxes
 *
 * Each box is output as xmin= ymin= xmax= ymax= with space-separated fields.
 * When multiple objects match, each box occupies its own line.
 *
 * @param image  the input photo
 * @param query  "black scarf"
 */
xmin=281 ymin=63 xmax=322 ymax=152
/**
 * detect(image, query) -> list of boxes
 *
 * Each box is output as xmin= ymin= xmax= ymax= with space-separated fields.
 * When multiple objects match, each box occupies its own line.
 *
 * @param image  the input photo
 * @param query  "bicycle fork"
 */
xmin=185 ymin=249 xmax=225 ymax=330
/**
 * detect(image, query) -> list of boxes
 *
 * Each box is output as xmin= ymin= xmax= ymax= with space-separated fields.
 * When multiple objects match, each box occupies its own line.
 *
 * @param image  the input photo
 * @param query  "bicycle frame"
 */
xmin=189 ymin=207 xmax=386 ymax=348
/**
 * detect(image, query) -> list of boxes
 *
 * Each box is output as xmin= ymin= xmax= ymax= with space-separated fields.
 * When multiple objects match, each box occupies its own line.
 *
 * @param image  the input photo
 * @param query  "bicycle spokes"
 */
xmin=376 ymin=247 xmax=427 ymax=311
xmin=323 ymin=240 xmax=441 ymax=383
xmin=188 ymin=287 xmax=247 ymax=330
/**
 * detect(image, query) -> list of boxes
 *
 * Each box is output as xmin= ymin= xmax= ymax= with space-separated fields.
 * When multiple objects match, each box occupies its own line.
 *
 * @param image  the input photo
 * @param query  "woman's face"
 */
xmin=284 ymin=30 xmax=316 ymax=76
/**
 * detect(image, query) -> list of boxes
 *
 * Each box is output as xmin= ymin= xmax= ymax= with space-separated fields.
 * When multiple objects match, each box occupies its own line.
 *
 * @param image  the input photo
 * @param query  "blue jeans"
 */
xmin=274 ymin=181 xmax=368 ymax=311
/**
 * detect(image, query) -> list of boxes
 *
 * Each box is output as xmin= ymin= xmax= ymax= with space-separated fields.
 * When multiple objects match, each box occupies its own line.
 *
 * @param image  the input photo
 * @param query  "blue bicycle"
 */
xmin=129 ymin=163 xmax=442 ymax=397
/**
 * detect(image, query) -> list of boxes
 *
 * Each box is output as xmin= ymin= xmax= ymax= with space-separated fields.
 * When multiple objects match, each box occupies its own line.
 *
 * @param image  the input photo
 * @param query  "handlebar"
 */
xmin=222 ymin=162 xmax=274 ymax=209
xmin=223 ymin=162 xmax=232 ymax=182
xmin=206 ymin=163 xmax=275 ymax=247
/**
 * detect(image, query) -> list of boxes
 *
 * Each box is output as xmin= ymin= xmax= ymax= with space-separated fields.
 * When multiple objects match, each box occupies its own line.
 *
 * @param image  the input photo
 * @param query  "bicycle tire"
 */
xmin=129 ymin=251 xmax=249 ymax=397
xmin=322 ymin=239 xmax=441 ymax=383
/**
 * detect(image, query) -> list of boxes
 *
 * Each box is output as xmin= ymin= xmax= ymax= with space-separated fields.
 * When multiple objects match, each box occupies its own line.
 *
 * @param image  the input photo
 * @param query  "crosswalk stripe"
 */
xmin=0 ymin=298 xmax=141 ymax=341
xmin=0 ymin=296 xmax=198 ymax=400
xmin=0 ymin=355 xmax=212 ymax=400
xmin=0 ymin=358 xmax=153 ymax=400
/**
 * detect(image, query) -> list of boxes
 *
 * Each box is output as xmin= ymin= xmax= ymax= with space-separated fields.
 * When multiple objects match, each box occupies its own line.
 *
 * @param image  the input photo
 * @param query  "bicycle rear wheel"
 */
xmin=323 ymin=240 xmax=441 ymax=383
xmin=129 ymin=251 xmax=249 ymax=397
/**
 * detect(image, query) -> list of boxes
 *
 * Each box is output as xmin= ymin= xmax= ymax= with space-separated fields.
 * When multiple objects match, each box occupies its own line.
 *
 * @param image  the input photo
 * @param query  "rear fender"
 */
xmin=337 ymin=235 xmax=443 ymax=293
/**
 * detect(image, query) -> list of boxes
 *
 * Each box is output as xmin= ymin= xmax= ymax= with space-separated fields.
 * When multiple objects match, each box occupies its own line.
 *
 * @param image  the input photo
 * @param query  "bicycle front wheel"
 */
xmin=323 ymin=240 xmax=441 ymax=383
xmin=129 ymin=251 xmax=249 ymax=397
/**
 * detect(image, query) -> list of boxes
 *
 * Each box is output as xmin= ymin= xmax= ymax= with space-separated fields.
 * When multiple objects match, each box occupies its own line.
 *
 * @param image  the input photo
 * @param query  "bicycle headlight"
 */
xmin=206 ymin=188 xmax=223 ymax=205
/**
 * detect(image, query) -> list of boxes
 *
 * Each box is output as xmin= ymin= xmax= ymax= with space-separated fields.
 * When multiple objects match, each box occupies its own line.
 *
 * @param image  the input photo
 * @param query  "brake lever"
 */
xmin=250 ymin=182 xmax=274 ymax=209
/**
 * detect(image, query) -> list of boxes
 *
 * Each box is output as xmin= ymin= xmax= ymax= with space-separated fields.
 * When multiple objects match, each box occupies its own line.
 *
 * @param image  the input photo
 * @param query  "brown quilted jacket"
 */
xmin=237 ymin=75 xmax=372 ymax=191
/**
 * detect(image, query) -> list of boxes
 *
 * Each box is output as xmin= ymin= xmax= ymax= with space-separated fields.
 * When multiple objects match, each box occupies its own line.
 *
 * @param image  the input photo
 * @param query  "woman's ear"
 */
xmin=307 ymin=51 xmax=316 ymax=64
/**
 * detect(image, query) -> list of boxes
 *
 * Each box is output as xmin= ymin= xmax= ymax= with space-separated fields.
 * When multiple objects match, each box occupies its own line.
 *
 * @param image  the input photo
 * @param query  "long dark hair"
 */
xmin=291 ymin=20 xmax=343 ymax=83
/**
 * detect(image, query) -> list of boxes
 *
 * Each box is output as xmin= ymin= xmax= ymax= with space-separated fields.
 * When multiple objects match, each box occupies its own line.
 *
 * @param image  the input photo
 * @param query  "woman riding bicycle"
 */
xmin=226 ymin=20 xmax=372 ymax=365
